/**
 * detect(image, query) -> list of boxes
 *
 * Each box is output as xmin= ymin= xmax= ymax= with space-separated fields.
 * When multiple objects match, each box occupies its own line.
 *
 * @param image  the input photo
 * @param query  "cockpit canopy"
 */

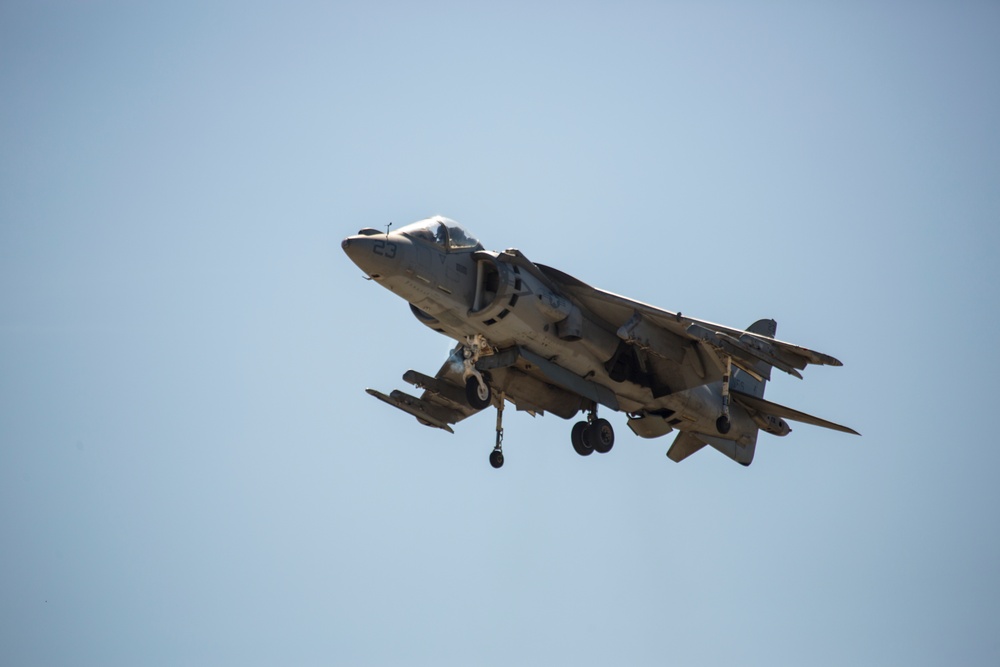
xmin=398 ymin=216 xmax=482 ymax=252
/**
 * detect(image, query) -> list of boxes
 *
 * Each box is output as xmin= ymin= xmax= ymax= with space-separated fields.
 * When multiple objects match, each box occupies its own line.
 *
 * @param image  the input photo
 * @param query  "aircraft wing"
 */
xmin=733 ymin=390 xmax=860 ymax=435
xmin=535 ymin=262 xmax=843 ymax=392
xmin=366 ymin=346 xmax=483 ymax=432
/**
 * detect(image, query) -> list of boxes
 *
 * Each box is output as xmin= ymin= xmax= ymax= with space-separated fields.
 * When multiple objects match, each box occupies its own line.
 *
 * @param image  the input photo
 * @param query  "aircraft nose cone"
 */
xmin=341 ymin=233 xmax=395 ymax=277
xmin=341 ymin=235 xmax=368 ymax=266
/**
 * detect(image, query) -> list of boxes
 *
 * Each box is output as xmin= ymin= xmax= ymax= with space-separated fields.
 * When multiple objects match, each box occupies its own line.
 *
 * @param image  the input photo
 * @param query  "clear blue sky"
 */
xmin=2 ymin=2 xmax=998 ymax=665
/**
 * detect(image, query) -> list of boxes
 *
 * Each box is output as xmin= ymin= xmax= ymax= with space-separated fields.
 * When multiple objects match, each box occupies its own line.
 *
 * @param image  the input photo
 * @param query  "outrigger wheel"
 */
xmin=716 ymin=415 xmax=731 ymax=434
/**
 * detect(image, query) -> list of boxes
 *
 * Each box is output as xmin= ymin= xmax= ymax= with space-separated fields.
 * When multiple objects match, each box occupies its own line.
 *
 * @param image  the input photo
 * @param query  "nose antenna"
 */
xmin=385 ymin=222 xmax=392 ymax=237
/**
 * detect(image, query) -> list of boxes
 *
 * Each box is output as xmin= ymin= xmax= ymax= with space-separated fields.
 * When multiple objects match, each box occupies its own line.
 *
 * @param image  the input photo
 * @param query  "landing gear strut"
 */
xmin=490 ymin=392 xmax=505 ymax=469
xmin=571 ymin=408 xmax=615 ymax=457
xmin=716 ymin=354 xmax=732 ymax=435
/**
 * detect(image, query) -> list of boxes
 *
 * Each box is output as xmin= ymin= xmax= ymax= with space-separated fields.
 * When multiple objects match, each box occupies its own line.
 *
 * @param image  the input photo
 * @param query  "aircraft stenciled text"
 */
xmin=373 ymin=240 xmax=398 ymax=259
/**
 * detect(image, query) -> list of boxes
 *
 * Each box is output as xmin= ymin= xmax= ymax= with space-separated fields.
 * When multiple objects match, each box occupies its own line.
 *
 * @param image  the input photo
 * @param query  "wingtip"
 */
xmin=818 ymin=353 xmax=843 ymax=367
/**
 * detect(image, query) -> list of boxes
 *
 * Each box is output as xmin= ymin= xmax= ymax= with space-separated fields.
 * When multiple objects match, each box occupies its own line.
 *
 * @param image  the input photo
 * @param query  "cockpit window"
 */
xmin=398 ymin=216 xmax=482 ymax=251
xmin=397 ymin=219 xmax=441 ymax=244
xmin=445 ymin=223 xmax=480 ymax=250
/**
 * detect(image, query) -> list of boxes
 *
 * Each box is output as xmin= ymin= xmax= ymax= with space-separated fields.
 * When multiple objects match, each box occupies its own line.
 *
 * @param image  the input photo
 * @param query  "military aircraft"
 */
xmin=342 ymin=215 xmax=858 ymax=469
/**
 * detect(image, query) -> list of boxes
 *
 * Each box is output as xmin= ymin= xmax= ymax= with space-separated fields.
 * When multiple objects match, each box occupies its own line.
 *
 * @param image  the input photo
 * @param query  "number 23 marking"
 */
xmin=373 ymin=241 xmax=397 ymax=259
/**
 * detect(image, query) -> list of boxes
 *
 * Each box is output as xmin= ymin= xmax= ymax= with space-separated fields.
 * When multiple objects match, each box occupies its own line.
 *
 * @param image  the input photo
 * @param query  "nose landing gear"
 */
xmin=489 ymin=391 xmax=505 ymax=469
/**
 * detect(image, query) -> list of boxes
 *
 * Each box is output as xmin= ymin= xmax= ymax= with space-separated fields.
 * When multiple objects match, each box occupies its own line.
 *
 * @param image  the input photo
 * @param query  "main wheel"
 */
xmin=586 ymin=418 xmax=615 ymax=454
xmin=465 ymin=376 xmax=492 ymax=410
xmin=489 ymin=449 xmax=504 ymax=469
xmin=571 ymin=421 xmax=593 ymax=456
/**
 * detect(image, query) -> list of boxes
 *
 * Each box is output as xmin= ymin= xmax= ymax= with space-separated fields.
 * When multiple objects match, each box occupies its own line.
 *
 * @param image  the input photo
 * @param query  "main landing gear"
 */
xmin=461 ymin=337 xmax=619 ymax=469
xmin=461 ymin=335 xmax=493 ymax=411
xmin=571 ymin=410 xmax=615 ymax=457
xmin=484 ymin=397 xmax=618 ymax=469
xmin=489 ymin=401 xmax=616 ymax=469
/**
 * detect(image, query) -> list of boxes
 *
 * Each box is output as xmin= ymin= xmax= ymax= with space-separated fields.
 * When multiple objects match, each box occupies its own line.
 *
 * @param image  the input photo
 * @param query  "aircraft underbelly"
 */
xmin=660 ymin=384 xmax=756 ymax=442
xmin=399 ymin=266 xmax=745 ymax=427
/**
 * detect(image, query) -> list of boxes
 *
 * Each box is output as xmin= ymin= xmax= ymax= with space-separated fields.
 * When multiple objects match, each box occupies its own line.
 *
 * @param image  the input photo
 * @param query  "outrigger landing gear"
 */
xmin=454 ymin=335 xmax=506 ymax=469
xmin=716 ymin=354 xmax=732 ymax=434
xmin=489 ymin=392 xmax=505 ymax=469
xmin=571 ymin=407 xmax=615 ymax=457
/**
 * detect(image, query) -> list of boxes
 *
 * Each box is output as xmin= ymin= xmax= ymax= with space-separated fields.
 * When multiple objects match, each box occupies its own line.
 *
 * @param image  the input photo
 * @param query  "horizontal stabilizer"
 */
xmin=365 ymin=388 xmax=456 ymax=433
xmin=733 ymin=390 xmax=859 ymax=435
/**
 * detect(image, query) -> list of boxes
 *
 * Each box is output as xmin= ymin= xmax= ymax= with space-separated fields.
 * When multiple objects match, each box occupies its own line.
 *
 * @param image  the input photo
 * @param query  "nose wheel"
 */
xmin=489 ymin=448 xmax=504 ymax=469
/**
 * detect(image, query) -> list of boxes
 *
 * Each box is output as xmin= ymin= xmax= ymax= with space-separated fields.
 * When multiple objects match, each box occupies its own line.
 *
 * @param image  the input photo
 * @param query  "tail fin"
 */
xmin=731 ymin=318 xmax=777 ymax=398
xmin=667 ymin=318 xmax=857 ymax=467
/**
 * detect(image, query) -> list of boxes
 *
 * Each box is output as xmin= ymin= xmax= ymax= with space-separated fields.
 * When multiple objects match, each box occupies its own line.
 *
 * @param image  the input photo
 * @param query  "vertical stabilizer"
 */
xmin=731 ymin=318 xmax=777 ymax=398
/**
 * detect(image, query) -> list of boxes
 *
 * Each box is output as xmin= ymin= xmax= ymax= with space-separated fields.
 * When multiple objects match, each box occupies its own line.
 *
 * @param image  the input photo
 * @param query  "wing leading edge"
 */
xmin=535 ymin=262 xmax=843 ymax=379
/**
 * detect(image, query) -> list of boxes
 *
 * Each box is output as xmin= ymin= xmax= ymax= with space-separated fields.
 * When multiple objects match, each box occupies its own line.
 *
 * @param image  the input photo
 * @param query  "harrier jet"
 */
xmin=342 ymin=216 xmax=857 ymax=469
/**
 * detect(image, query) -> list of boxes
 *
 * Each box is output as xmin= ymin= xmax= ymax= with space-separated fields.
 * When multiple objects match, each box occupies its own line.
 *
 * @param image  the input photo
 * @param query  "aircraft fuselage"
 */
xmin=341 ymin=220 xmax=759 ymax=451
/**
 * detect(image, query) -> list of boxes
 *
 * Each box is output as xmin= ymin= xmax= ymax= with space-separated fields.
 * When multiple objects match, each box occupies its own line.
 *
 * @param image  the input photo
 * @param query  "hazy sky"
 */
xmin=2 ymin=2 xmax=999 ymax=665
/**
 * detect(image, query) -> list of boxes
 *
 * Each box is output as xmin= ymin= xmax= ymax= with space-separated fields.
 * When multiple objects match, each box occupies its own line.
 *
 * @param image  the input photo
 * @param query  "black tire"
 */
xmin=571 ymin=421 xmax=593 ymax=456
xmin=465 ymin=376 xmax=492 ymax=410
xmin=586 ymin=418 xmax=615 ymax=454
xmin=489 ymin=450 xmax=504 ymax=469
xmin=716 ymin=415 xmax=731 ymax=435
